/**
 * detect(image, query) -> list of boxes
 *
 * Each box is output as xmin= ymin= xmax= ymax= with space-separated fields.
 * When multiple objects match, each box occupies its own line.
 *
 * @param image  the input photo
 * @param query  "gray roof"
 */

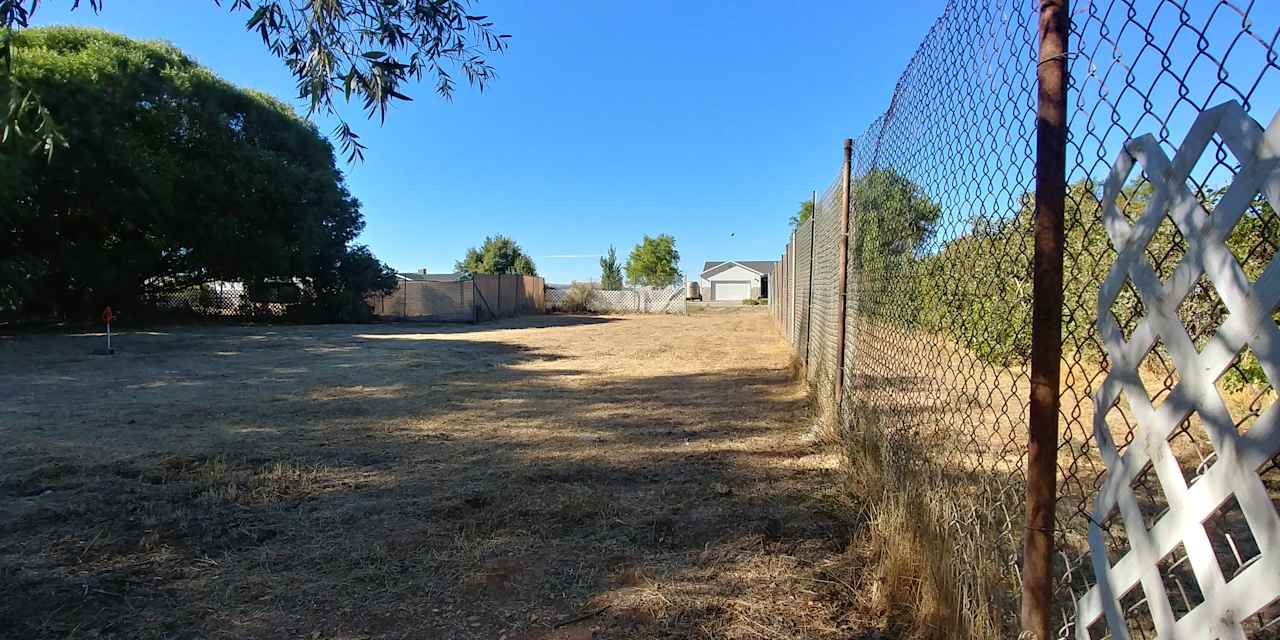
xmin=398 ymin=272 xmax=465 ymax=282
xmin=700 ymin=260 xmax=777 ymax=276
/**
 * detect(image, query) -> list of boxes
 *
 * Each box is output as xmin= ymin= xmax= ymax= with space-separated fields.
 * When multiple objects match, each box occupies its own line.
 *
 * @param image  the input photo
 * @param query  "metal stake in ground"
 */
xmin=1024 ymin=0 xmax=1068 ymax=638
xmin=102 ymin=306 xmax=115 ymax=355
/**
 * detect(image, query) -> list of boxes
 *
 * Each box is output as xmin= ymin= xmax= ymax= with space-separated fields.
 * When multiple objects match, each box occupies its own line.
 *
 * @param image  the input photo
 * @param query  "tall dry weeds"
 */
xmin=838 ymin=412 xmax=1009 ymax=639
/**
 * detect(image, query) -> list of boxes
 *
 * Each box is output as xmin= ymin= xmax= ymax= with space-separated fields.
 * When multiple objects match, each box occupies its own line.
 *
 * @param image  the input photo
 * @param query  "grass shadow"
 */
xmin=0 ymin=315 xmax=860 ymax=639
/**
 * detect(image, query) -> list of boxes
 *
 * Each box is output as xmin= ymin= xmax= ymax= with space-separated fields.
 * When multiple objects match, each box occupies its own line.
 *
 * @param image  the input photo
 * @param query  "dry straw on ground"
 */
xmin=2 ymin=309 xmax=880 ymax=639
xmin=828 ymin=322 xmax=1276 ymax=639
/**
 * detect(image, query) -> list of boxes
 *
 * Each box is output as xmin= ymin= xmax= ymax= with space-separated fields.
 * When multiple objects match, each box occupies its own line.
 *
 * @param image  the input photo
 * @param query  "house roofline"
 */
xmin=699 ymin=260 xmax=765 ymax=278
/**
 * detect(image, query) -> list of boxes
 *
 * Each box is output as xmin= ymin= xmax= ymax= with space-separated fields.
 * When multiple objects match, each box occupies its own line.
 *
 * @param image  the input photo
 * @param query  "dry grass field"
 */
xmin=0 ymin=308 xmax=864 ymax=639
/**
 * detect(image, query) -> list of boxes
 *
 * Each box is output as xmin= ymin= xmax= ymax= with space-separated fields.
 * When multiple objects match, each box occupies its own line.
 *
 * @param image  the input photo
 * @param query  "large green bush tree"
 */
xmin=624 ymin=234 xmax=680 ymax=287
xmin=0 ymin=27 xmax=395 ymax=319
xmin=455 ymin=235 xmax=538 ymax=276
xmin=905 ymin=177 xmax=1275 ymax=370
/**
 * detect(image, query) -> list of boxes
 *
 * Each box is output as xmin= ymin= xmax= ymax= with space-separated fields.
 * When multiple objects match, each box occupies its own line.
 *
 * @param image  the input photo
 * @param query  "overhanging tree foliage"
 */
xmin=454 ymin=235 xmax=538 ymax=276
xmin=0 ymin=27 xmax=395 ymax=319
xmin=624 ymin=234 xmax=680 ymax=287
xmin=1 ymin=0 xmax=508 ymax=160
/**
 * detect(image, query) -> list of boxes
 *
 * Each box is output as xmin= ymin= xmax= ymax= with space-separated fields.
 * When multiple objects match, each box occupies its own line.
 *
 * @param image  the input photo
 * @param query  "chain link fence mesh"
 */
xmin=769 ymin=0 xmax=1278 ymax=636
xmin=794 ymin=218 xmax=815 ymax=362
xmin=369 ymin=275 xmax=545 ymax=322
xmin=143 ymin=281 xmax=303 ymax=319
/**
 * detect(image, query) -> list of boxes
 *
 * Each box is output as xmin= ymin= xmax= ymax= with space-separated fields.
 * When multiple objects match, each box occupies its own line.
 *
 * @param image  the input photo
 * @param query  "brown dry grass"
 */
xmin=0 ymin=309 xmax=875 ymax=639
xmin=828 ymin=320 xmax=1277 ymax=639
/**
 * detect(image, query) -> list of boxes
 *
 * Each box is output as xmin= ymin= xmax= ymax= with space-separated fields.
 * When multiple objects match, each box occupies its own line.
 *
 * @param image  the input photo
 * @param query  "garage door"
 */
xmin=712 ymin=281 xmax=751 ymax=301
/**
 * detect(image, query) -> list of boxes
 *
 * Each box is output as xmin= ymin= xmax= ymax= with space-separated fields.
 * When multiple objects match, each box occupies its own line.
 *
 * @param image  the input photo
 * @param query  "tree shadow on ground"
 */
xmin=0 ymin=316 xmax=872 ymax=639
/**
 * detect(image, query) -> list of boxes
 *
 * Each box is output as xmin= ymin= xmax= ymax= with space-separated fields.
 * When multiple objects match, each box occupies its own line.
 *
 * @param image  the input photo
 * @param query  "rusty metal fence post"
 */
xmin=1023 ymin=0 xmax=1068 ymax=637
xmin=834 ymin=139 xmax=852 ymax=407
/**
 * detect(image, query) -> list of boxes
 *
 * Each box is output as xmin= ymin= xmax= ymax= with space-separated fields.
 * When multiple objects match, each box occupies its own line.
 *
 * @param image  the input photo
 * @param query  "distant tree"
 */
xmin=455 ymin=235 xmax=538 ymax=276
xmin=624 ymin=234 xmax=681 ymax=287
xmin=0 ymin=27 xmax=395 ymax=319
xmin=311 ymin=245 xmax=398 ymax=321
xmin=789 ymin=199 xmax=814 ymax=228
xmin=847 ymin=168 xmax=942 ymax=324
xmin=513 ymin=254 xmax=537 ymax=276
xmin=598 ymin=246 xmax=623 ymax=290
xmin=1 ymin=0 xmax=509 ymax=161
xmin=850 ymin=168 xmax=942 ymax=267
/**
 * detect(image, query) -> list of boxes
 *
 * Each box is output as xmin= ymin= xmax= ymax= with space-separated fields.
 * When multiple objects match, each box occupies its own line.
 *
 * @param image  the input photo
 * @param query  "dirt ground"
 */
xmin=0 ymin=308 xmax=864 ymax=639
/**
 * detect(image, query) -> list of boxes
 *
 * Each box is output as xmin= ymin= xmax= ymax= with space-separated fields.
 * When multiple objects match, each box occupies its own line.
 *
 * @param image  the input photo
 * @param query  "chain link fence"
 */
xmin=143 ymin=281 xmax=304 ymax=319
xmin=369 ymin=275 xmax=545 ymax=322
xmin=770 ymin=1 xmax=1279 ymax=637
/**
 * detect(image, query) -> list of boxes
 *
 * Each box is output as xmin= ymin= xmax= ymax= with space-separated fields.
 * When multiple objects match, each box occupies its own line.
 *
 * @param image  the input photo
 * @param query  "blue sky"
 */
xmin=30 ymin=0 xmax=946 ymax=283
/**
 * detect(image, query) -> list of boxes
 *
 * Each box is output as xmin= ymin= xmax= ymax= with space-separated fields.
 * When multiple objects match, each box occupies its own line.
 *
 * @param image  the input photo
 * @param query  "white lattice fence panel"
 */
xmin=545 ymin=289 xmax=569 ymax=310
xmin=639 ymin=285 xmax=686 ymax=314
xmin=588 ymin=289 xmax=637 ymax=312
xmin=1077 ymin=101 xmax=1280 ymax=639
xmin=547 ymin=287 xmax=685 ymax=314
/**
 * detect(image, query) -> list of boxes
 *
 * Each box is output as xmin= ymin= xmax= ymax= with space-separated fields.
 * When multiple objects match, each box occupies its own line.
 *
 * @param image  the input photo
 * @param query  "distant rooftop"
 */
xmin=397 ymin=270 xmax=466 ymax=282
xmin=700 ymin=260 xmax=777 ymax=276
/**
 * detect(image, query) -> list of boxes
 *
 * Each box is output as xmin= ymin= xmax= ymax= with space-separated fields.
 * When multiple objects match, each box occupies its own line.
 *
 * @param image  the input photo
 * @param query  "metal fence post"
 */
xmin=834 ymin=138 xmax=852 ymax=407
xmin=787 ymin=250 xmax=791 ymax=342
xmin=804 ymin=190 xmax=817 ymax=369
xmin=1023 ymin=0 xmax=1067 ymax=637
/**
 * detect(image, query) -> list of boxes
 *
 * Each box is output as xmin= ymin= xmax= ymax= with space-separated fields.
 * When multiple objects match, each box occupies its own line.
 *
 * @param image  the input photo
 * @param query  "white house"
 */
xmin=698 ymin=260 xmax=776 ymax=301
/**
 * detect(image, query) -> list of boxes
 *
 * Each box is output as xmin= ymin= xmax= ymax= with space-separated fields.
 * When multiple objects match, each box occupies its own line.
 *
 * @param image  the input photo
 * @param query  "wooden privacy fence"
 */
xmin=472 ymin=275 xmax=546 ymax=321
xmin=368 ymin=275 xmax=545 ymax=322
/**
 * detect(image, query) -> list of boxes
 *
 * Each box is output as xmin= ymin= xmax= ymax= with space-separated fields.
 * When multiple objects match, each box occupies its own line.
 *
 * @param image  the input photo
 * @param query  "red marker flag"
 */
xmin=102 ymin=307 xmax=114 ymax=354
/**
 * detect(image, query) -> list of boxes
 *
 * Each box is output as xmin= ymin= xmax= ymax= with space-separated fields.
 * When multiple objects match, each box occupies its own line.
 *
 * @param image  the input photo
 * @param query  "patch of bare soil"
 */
xmin=0 ymin=310 xmax=864 ymax=639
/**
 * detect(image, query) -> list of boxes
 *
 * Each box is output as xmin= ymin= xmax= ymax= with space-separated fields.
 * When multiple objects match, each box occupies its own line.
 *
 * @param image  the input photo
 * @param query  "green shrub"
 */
xmin=562 ymin=282 xmax=594 ymax=313
xmin=852 ymin=178 xmax=1275 ymax=374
